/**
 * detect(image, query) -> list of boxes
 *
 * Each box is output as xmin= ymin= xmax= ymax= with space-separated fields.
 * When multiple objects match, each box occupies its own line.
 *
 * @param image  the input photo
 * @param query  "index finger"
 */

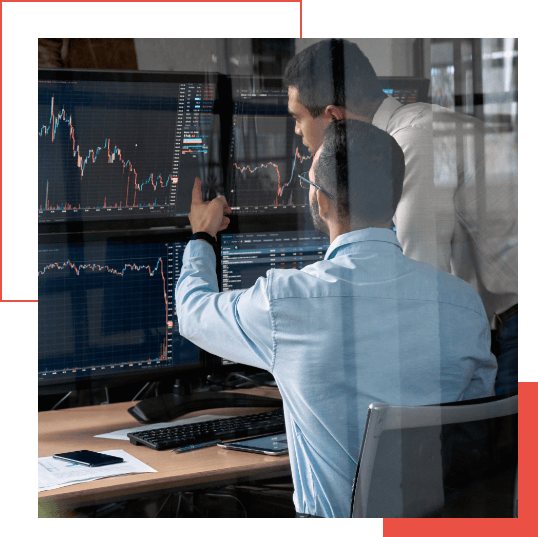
xmin=217 ymin=195 xmax=232 ymax=214
xmin=192 ymin=177 xmax=203 ymax=204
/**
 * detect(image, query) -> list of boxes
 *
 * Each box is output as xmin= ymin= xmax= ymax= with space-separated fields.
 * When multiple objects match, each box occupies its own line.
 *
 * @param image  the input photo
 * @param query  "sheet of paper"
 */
xmin=38 ymin=449 xmax=156 ymax=492
xmin=94 ymin=414 xmax=229 ymax=441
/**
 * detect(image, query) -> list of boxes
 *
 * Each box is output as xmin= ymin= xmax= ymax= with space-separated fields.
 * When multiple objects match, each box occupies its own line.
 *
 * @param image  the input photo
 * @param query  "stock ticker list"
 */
xmin=221 ymin=230 xmax=329 ymax=291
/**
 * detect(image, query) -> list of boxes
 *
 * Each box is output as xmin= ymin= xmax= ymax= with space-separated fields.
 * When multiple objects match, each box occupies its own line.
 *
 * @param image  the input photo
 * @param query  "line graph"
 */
xmin=228 ymin=88 xmax=313 ymax=213
xmin=38 ymin=242 xmax=175 ymax=375
xmin=233 ymin=161 xmax=282 ymax=205
xmin=278 ymin=147 xmax=313 ymax=202
xmin=230 ymin=146 xmax=312 ymax=209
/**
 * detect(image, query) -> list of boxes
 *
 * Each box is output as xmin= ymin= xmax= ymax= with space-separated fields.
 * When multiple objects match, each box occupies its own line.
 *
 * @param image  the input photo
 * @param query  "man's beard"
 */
xmin=309 ymin=197 xmax=330 ymax=236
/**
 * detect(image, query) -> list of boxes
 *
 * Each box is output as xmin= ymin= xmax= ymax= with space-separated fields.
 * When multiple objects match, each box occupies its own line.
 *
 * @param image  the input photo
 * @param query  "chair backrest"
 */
xmin=350 ymin=394 xmax=518 ymax=518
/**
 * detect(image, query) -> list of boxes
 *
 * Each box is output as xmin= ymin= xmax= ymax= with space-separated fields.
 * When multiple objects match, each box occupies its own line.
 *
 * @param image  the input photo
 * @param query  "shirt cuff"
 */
xmin=184 ymin=238 xmax=217 ymax=267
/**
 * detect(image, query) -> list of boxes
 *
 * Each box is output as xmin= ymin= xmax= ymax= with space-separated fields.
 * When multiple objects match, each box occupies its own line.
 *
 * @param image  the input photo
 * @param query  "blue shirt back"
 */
xmin=176 ymin=228 xmax=497 ymax=517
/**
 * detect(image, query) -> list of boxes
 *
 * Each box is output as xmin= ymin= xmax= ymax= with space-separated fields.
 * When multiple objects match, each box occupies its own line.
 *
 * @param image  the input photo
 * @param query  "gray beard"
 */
xmin=309 ymin=197 xmax=329 ymax=236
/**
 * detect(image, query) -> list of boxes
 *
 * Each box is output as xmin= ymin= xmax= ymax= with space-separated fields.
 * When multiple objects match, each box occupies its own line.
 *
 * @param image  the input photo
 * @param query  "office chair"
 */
xmin=350 ymin=394 xmax=518 ymax=518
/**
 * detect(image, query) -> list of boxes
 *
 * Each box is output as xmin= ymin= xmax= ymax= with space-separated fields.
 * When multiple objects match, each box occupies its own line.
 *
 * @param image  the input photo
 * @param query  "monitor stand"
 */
xmin=128 ymin=387 xmax=282 ymax=424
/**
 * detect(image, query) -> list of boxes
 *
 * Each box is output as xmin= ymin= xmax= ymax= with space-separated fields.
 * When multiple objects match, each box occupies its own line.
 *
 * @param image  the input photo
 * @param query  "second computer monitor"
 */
xmin=38 ymin=231 xmax=202 ymax=394
xmin=225 ymin=76 xmax=429 ymax=220
xmin=226 ymin=78 xmax=312 ymax=217
xmin=220 ymin=230 xmax=330 ymax=292
xmin=218 ymin=230 xmax=329 ymax=369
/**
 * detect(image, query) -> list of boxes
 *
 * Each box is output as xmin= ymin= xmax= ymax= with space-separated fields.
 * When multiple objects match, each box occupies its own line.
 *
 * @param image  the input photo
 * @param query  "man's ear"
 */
xmin=316 ymin=188 xmax=332 ymax=220
xmin=324 ymin=105 xmax=345 ymax=121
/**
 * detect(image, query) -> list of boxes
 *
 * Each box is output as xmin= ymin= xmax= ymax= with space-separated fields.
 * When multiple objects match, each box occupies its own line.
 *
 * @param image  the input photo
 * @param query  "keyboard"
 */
xmin=127 ymin=408 xmax=285 ymax=450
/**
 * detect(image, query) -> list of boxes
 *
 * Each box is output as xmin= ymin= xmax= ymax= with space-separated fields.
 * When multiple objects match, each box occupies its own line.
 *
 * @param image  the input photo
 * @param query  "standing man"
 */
xmin=284 ymin=39 xmax=517 ymax=395
xmin=176 ymin=120 xmax=497 ymax=517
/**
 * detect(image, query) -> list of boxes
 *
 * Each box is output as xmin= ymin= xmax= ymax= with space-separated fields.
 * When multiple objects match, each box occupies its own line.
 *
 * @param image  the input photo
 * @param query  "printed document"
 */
xmin=38 ymin=449 xmax=156 ymax=492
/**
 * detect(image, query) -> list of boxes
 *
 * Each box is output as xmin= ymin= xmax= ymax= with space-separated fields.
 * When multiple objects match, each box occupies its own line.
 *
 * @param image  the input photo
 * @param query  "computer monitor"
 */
xmin=38 ymin=69 xmax=221 ymax=232
xmin=38 ymin=230 xmax=203 ymax=395
xmin=223 ymin=76 xmax=429 ymax=221
xmin=217 ymin=230 xmax=330 ymax=369
xmin=378 ymin=76 xmax=431 ymax=105
xmin=224 ymin=77 xmax=311 ymax=218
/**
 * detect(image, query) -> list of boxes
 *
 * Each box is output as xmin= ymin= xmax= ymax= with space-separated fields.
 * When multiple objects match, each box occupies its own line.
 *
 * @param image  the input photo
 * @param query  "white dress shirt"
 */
xmin=372 ymin=96 xmax=518 ymax=327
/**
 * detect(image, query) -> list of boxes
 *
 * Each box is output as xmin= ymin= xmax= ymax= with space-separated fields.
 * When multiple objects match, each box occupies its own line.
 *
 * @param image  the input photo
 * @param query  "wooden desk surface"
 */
xmin=38 ymin=388 xmax=290 ymax=508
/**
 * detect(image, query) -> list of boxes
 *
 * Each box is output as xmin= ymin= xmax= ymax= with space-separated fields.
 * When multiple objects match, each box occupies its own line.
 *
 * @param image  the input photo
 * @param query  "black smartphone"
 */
xmin=52 ymin=450 xmax=125 ymax=467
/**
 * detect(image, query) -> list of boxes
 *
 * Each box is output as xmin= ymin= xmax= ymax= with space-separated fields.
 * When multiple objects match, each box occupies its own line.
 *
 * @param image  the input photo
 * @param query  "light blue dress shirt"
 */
xmin=176 ymin=227 xmax=497 ymax=517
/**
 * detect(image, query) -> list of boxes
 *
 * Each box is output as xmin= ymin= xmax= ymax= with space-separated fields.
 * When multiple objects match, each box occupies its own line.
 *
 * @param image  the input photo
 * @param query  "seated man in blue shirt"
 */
xmin=175 ymin=119 xmax=497 ymax=518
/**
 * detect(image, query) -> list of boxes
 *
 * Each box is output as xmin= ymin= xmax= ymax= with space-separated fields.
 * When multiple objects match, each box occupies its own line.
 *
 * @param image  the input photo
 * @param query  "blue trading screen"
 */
xmin=227 ymin=87 xmax=313 ymax=216
xmin=38 ymin=73 xmax=216 ymax=223
xmin=226 ymin=81 xmax=425 ymax=218
xmin=220 ymin=230 xmax=330 ymax=292
xmin=382 ymin=87 xmax=419 ymax=105
xmin=38 ymin=238 xmax=200 ymax=383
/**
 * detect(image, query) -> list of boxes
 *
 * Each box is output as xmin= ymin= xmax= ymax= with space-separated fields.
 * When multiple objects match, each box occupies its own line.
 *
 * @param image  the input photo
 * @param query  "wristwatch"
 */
xmin=190 ymin=232 xmax=217 ymax=248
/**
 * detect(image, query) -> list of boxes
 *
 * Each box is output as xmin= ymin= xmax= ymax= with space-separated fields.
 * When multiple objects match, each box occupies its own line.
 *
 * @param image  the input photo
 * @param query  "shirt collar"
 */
xmin=371 ymin=95 xmax=404 ymax=132
xmin=324 ymin=228 xmax=402 ymax=260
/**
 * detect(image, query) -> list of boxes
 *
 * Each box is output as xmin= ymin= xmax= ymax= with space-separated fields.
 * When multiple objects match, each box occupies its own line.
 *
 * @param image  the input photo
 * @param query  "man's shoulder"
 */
xmin=391 ymin=102 xmax=484 ymax=128
xmin=411 ymin=258 xmax=488 ymax=318
xmin=268 ymin=255 xmax=485 ymax=317
xmin=391 ymin=101 xmax=432 ymax=122
xmin=266 ymin=261 xmax=331 ymax=300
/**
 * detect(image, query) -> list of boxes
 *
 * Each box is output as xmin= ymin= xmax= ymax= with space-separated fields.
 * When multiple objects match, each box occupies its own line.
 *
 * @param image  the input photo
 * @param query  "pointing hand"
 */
xmin=188 ymin=178 xmax=232 ymax=238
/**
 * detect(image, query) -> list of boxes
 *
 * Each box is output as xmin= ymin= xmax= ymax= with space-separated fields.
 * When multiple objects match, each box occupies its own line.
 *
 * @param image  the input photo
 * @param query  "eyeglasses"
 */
xmin=298 ymin=172 xmax=334 ymax=200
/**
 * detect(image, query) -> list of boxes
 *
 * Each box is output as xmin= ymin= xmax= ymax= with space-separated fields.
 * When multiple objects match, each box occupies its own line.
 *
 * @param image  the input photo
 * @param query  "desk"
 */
xmin=38 ymin=388 xmax=291 ymax=510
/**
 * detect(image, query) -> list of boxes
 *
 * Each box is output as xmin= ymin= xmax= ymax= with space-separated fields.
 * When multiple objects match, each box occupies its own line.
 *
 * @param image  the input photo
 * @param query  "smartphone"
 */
xmin=52 ymin=450 xmax=125 ymax=467
xmin=217 ymin=433 xmax=288 ymax=456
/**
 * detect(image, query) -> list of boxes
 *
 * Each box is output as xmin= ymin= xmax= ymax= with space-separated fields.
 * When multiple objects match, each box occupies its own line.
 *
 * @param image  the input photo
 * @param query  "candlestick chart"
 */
xmin=38 ymin=240 xmax=189 ymax=378
xmin=227 ymin=91 xmax=313 ymax=214
xmin=38 ymin=79 xmax=180 ymax=222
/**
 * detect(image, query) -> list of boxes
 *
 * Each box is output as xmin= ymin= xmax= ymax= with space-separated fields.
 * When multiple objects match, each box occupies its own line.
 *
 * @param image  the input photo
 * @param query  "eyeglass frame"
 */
xmin=298 ymin=172 xmax=334 ymax=200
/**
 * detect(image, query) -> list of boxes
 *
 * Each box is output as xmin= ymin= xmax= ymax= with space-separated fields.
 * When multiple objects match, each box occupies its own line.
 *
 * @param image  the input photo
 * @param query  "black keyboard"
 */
xmin=127 ymin=408 xmax=285 ymax=450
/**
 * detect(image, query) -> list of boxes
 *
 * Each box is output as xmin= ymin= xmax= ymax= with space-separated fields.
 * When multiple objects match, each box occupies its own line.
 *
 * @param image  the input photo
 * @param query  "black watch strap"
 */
xmin=190 ymin=232 xmax=217 ymax=247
